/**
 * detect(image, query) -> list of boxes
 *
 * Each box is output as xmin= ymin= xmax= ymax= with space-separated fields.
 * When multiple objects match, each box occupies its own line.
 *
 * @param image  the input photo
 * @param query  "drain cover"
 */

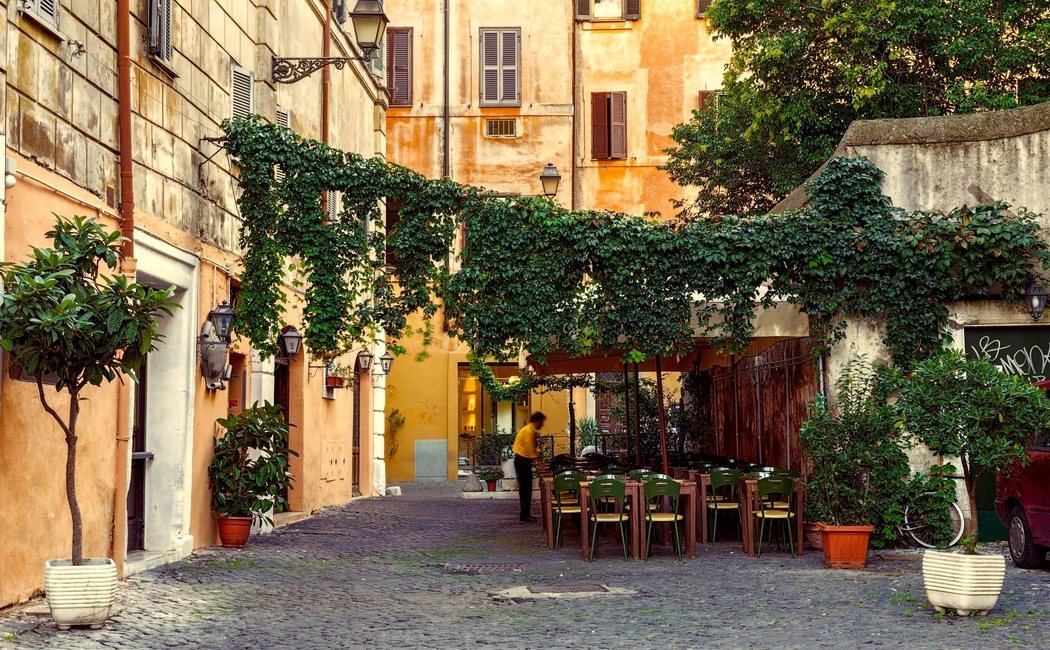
xmin=527 ymin=584 xmax=608 ymax=594
xmin=446 ymin=563 xmax=526 ymax=575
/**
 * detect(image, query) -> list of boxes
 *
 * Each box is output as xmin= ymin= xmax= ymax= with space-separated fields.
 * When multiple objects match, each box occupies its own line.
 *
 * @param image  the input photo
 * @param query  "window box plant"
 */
xmin=209 ymin=403 xmax=298 ymax=547
xmin=325 ymin=361 xmax=351 ymax=389
xmin=476 ymin=467 xmax=503 ymax=492
xmin=0 ymin=217 xmax=177 ymax=629
xmin=896 ymin=351 xmax=1046 ymax=614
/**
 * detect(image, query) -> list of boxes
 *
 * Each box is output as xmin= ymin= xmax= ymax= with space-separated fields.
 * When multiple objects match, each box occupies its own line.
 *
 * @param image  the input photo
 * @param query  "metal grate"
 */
xmin=527 ymin=584 xmax=608 ymax=594
xmin=446 ymin=563 xmax=525 ymax=575
xmin=485 ymin=119 xmax=517 ymax=138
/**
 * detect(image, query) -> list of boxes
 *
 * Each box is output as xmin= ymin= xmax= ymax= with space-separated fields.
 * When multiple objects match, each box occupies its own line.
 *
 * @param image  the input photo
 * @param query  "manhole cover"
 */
xmin=446 ymin=563 xmax=526 ymax=575
xmin=527 ymin=584 xmax=608 ymax=594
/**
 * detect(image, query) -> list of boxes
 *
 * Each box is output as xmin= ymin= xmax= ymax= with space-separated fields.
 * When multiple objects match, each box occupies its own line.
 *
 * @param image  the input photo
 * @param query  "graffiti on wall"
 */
xmin=965 ymin=326 xmax=1050 ymax=382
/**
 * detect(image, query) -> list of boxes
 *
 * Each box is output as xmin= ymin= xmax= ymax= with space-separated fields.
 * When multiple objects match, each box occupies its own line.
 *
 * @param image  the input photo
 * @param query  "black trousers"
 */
xmin=514 ymin=454 xmax=534 ymax=518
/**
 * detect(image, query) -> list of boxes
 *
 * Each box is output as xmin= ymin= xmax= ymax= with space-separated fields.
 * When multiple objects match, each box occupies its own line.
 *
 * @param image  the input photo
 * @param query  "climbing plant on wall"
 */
xmin=221 ymin=117 xmax=1047 ymax=380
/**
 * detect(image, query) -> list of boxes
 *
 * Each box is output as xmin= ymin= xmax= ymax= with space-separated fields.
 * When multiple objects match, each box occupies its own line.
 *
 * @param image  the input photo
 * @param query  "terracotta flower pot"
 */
xmin=804 ymin=522 xmax=824 ymax=550
xmin=216 ymin=515 xmax=253 ymax=547
xmin=818 ymin=523 xmax=874 ymax=569
xmin=326 ymin=376 xmax=346 ymax=389
xmin=486 ymin=480 xmax=498 ymax=492
xmin=922 ymin=550 xmax=1005 ymax=616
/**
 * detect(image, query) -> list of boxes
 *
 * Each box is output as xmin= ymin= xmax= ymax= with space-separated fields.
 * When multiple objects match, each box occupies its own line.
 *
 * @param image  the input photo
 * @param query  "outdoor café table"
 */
xmin=739 ymin=476 xmax=806 ymax=557
xmin=578 ymin=479 xmax=697 ymax=561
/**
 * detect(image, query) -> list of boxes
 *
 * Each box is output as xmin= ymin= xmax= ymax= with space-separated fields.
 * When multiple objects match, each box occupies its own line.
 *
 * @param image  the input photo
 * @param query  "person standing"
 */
xmin=512 ymin=412 xmax=547 ymax=522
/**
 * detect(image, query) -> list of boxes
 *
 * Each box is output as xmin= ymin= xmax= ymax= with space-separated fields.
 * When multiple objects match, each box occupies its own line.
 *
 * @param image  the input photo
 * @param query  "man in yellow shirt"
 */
xmin=512 ymin=412 xmax=546 ymax=522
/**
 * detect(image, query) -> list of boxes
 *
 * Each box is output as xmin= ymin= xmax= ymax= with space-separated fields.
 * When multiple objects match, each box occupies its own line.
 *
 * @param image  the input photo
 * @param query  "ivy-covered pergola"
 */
xmin=219 ymin=116 xmax=1048 ymax=471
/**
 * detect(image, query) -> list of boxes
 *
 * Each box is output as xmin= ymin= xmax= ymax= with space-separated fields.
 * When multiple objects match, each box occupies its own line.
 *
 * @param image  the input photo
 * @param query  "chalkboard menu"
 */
xmin=964 ymin=326 xmax=1050 ymax=382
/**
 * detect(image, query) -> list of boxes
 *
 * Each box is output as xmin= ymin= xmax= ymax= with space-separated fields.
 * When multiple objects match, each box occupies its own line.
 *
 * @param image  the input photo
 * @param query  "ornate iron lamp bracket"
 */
xmin=271 ymin=56 xmax=367 ymax=84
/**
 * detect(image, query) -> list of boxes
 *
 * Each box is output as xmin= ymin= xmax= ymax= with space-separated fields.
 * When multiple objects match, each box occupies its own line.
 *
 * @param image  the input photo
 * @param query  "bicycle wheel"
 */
xmin=904 ymin=492 xmax=965 ymax=548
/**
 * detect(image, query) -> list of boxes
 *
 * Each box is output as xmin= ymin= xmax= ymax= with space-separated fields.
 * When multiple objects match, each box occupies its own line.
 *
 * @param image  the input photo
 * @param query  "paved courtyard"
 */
xmin=2 ymin=482 xmax=1048 ymax=649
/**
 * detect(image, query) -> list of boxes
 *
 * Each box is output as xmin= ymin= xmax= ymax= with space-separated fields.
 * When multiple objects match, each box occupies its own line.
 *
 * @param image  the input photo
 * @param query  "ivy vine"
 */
xmin=222 ymin=117 xmax=1047 ymax=376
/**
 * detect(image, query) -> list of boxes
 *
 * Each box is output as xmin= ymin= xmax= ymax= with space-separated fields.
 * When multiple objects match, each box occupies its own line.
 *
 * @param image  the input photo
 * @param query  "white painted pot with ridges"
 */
xmin=44 ymin=558 xmax=117 ymax=629
xmin=922 ymin=550 xmax=1006 ymax=616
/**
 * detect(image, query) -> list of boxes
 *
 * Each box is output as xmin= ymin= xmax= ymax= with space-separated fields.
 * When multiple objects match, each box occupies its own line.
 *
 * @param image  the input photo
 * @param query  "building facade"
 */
xmin=0 ymin=0 xmax=388 ymax=608
xmin=384 ymin=0 xmax=732 ymax=482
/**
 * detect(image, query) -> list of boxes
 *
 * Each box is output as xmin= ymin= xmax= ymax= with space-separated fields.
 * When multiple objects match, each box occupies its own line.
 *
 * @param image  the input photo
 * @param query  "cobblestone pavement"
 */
xmin=2 ymin=482 xmax=1048 ymax=649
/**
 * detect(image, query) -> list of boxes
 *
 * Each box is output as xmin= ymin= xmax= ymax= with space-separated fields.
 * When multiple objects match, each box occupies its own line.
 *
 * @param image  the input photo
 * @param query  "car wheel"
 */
xmin=1008 ymin=507 xmax=1047 ymax=569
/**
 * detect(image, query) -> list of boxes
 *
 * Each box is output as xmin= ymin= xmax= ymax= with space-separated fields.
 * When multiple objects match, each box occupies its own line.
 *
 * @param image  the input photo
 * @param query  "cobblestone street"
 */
xmin=2 ymin=482 xmax=1048 ymax=649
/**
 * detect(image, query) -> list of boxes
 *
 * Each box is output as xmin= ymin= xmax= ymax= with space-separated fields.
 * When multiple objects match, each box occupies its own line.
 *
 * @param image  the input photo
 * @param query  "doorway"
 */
xmin=274 ymin=358 xmax=291 ymax=504
xmin=127 ymin=357 xmax=149 ymax=552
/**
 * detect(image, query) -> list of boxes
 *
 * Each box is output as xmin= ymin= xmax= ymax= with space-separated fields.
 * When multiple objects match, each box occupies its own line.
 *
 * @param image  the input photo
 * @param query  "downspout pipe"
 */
xmin=570 ymin=10 xmax=578 ymax=210
xmin=322 ymin=1 xmax=333 ymax=144
xmin=112 ymin=0 xmax=136 ymax=577
xmin=442 ymin=0 xmax=450 ymax=178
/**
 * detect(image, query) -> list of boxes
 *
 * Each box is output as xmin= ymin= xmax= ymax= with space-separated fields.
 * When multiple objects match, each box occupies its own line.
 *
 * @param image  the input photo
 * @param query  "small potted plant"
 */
xmin=896 ymin=351 xmax=1045 ymax=615
xmin=325 ymin=361 xmax=351 ymax=389
xmin=476 ymin=467 xmax=503 ymax=492
xmin=0 ymin=217 xmax=177 ymax=629
xmin=209 ymin=403 xmax=298 ymax=547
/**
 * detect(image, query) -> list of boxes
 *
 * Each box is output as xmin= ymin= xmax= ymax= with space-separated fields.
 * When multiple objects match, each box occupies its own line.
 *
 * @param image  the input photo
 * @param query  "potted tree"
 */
xmin=0 ymin=217 xmax=177 ymax=629
xmin=896 ymin=350 xmax=1045 ymax=615
xmin=800 ymin=358 xmax=912 ymax=568
xmin=209 ymin=403 xmax=298 ymax=547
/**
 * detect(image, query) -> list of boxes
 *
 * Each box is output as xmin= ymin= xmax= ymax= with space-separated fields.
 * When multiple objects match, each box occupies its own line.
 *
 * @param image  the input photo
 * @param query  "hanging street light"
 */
xmin=278 ymin=326 xmax=304 ymax=359
xmin=380 ymin=351 xmax=395 ymax=374
xmin=208 ymin=301 xmax=236 ymax=342
xmin=356 ymin=349 xmax=374 ymax=373
xmin=1024 ymin=280 xmax=1048 ymax=321
xmin=539 ymin=163 xmax=561 ymax=199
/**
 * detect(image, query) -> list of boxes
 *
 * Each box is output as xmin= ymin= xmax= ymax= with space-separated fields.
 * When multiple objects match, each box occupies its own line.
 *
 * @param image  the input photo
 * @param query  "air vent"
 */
xmin=485 ymin=119 xmax=518 ymax=138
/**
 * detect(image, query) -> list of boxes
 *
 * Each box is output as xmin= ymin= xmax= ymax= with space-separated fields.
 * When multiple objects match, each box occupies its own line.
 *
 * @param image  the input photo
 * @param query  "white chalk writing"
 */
xmin=969 ymin=335 xmax=1050 ymax=381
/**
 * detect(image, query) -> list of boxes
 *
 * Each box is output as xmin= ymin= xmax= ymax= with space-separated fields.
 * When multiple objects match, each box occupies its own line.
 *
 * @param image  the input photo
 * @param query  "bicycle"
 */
xmin=899 ymin=491 xmax=966 ymax=548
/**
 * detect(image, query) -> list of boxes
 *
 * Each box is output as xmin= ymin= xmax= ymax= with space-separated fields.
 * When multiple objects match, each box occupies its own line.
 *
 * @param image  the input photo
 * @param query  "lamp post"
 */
xmin=208 ymin=301 xmax=236 ymax=342
xmin=1024 ymin=280 xmax=1048 ymax=321
xmin=539 ymin=163 xmax=561 ymax=199
xmin=272 ymin=0 xmax=389 ymax=83
xmin=278 ymin=326 xmax=304 ymax=359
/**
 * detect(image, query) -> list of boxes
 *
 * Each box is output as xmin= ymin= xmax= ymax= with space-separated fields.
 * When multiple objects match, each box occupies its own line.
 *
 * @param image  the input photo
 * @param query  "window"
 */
xmin=274 ymin=107 xmax=292 ymax=181
xmin=147 ymin=0 xmax=173 ymax=64
xmin=698 ymin=90 xmax=720 ymax=111
xmin=230 ymin=65 xmax=255 ymax=119
xmin=19 ymin=0 xmax=60 ymax=31
xmin=480 ymin=28 xmax=520 ymax=107
xmin=386 ymin=27 xmax=413 ymax=106
xmin=697 ymin=0 xmax=714 ymax=17
xmin=485 ymin=118 xmax=517 ymax=138
xmin=591 ymin=92 xmax=627 ymax=160
xmin=327 ymin=191 xmax=339 ymax=220
xmin=576 ymin=0 xmax=641 ymax=21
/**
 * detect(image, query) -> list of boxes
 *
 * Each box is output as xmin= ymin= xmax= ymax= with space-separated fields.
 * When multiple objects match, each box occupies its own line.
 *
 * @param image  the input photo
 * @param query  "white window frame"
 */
xmin=18 ymin=0 xmax=63 ymax=39
xmin=591 ymin=0 xmax=625 ymax=21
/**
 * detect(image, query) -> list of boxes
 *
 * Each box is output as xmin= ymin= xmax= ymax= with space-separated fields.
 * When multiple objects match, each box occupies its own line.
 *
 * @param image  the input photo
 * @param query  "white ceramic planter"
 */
xmin=45 ymin=558 xmax=117 ymax=630
xmin=922 ymin=550 xmax=1006 ymax=616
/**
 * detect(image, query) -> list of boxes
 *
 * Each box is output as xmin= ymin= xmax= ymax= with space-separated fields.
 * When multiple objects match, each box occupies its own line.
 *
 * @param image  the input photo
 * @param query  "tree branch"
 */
xmin=36 ymin=377 xmax=73 ymax=439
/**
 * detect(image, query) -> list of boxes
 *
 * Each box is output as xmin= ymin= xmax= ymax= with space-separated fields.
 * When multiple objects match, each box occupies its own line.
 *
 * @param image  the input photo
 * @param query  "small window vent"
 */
xmin=485 ymin=119 xmax=518 ymax=138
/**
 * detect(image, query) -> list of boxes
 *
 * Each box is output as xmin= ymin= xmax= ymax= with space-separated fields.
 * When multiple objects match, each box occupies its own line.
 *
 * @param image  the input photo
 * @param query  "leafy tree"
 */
xmin=895 ymin=350 xmax=1050 ymax=549
xmin=665 ymin=0 xmax=1050 ymax=217
xmin=0 ymin=217 xmax=178 ymax=565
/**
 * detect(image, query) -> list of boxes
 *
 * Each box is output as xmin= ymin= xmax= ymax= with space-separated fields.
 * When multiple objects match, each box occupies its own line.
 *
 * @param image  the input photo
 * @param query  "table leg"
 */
xmin=741 ymin=479 xmax=756 ymax=556
xmin=634 ymin=483 xmax=645 ymax=560
xmin=580 ymin=486 xmax=591 ymax=561
xmin=699 ymin=477 xmax=709 ymax=544
xmin=685 ymin=485 xmax=697 ymax=558
xmin=795 ymin=483 xmax=805 ymax=558
xmin=543 ymin=479 xmax=555 ymax=549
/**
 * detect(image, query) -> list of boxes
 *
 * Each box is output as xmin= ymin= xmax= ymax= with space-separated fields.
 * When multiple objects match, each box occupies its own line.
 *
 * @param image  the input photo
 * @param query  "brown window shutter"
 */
xmin=625 ymin=0 xmax=641 ymax=20
xmin=388 ymin=28 xmax=413 ymax=106
xmin=576 ymin=0 xmax=591 ymax=20
xmin=698 ymin=90 xmax=716 ymax=110
xmin=697 ymin=0 xmax=713 ymax=17
xmin=501 ymin=30 xmax=520 ymax=105
xmin=481 ymin=30 xmax=500 ymax=104
xmin=591 ymin=92 xmax=610 ymax=160
xmin=610 ymin=91 xmax=627 ymax=159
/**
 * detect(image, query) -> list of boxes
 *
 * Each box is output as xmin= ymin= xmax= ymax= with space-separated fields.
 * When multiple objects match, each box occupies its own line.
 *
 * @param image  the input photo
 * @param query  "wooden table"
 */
xmin=690 ymin=471 xmax=805 ymax=557
xmin=577 ymin=480 xmax=697 ymax=561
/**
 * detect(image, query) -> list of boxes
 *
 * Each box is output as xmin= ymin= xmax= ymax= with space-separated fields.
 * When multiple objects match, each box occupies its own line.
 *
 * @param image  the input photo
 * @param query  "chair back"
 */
xmin=553 ymin=471 xmax=583 ymax=501
xmin=588 ymin=477 xmax=627 ymax=510
xmin=757 ymin=476 xmax=794 ymax=509
xmin=628 ymin=468 xmax=653 ymax=482
xmin=643 ymin=474 xmax=681 ymax=500
xmin=709 ymin=468 xmax=740 ymax=491
xmin=604 ymin=464 xmax=629 ymax=476
xmin=772 ymin=468 xmax=800 ymax=480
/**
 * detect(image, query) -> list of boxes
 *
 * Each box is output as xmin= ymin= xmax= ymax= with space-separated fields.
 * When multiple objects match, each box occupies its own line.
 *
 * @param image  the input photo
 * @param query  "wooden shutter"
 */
xmin=148 ymin=0 xmax=173 ymax=62
xmin=625 ymin=0 xmax=642 ymax=20
xmin=36 ymin=0 xmax=59 ymax=24
xmin=162 ymin=0 xmax=173 ymax=61
xmin=610 ymin=91 xmax=627 ymax=159
xmin=327 ymin=191 xmax=339 ymax=219
xmin=231 ymin=66 xmax=254 ymax=119
xmin=697 ymin=0 xmax=714 ymax=17
xmin=275 ymin=108 xmax=292 ymax=182
xmin=698 ymin=90 xmax=717 ymax=111
xmin=591 ymin=92 xmax=610 ymax=160
xmin=387 ymin=28 xmax=413 ymax=106
xmin=575 ymin=0 xmax=591 ymax=20
xmin=501 ymin=30 xmax=520 ymax=105
xmin=480 ymin=29 xmax=500 ymax=105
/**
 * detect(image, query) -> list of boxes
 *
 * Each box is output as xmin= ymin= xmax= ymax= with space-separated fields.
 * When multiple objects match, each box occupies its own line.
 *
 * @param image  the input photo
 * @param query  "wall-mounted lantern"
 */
xmin=356 ymin=349 xmax=374 ymax=373
xmin=1024 ymin=280 xmax=1048 ymax=321
xmin=539 ymin=163 xmax=561 ymax=199
xmin=278 ymin=325 xmax=304 ymax=359
xmin=380 ymin=351 xmax=395 ymax=374
xmin=271 ymin=0 xmax=389 ymax=83
xmin=208 ymin=301 xmax=236 ymax=342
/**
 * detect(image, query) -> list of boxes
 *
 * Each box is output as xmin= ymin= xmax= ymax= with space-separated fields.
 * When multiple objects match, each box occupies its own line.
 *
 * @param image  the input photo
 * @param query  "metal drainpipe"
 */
xmin=442 ymin=0 xmax=450 ymax=178
xmin=322 ymin=1 xmax=333 ymax=144
xmin=570 ymin=10 xmax=578 ymax=210
xmin=112 ymin=0 xmax=136 ymax=577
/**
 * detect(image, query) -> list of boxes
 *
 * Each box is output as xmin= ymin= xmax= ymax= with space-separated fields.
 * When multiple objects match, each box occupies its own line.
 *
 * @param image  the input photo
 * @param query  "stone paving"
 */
xmin=2 ymin=482 xmax=1048 ymax=649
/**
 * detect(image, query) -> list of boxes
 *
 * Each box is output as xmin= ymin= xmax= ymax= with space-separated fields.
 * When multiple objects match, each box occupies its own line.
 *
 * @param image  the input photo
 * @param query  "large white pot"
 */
xmin=45 ymin=558 xmax=117 ymax=630
xmin=922 ymin=550 xmax=1006 ymax=616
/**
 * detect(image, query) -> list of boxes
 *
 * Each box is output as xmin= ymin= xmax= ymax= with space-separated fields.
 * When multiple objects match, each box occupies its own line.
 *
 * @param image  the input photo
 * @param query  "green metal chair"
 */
xmin=551 ymin=471 xmax=584 ymax=548
xmin=643 ymin=474 xmax=684 ymax=560
xmin=706 ymin=468 xmax=742 ymax=542
xmin=628 ymin=468 xmax=654 ymax=482
xmin=754 ymin=476 xmax=797 ymax=558
xmin=587 ymin=477 xmax=630 ymax=561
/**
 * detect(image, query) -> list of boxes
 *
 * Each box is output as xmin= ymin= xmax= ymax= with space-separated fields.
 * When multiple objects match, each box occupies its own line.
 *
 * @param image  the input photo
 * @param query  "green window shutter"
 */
xmin=625 ymin=0 xmax=641 ymax=20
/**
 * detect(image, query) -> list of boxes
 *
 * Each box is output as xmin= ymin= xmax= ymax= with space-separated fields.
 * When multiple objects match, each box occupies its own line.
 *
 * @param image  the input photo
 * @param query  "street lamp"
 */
xmin=1024 ymin=280 xmax=1048 ymax=321
xmin=208 ymin=301 xmax=236 ymax=342
xmin=356 ymin=349 xmax=374 ymax=372
xmin=539 ymin=163 xmax=561 ymax=199
xmin=380 ymin=351 xmax=395 ymax=374
xmin=278 ymin=326 xmax=304 ymax=359
xmin=272 ymin=1 xmax=390 ymax=83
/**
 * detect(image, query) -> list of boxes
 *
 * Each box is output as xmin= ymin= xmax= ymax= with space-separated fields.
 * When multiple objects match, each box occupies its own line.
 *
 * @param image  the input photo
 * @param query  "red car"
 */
xmin=996 ymin=381 xmax=1050 ymax=569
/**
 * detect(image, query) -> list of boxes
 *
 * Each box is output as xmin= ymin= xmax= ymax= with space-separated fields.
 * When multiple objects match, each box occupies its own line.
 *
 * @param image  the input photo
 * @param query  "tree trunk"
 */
xmin=962 ymin=458 xmax=980 ymax=540
xmin=66 ymin=390 xmax=84 ymax=566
